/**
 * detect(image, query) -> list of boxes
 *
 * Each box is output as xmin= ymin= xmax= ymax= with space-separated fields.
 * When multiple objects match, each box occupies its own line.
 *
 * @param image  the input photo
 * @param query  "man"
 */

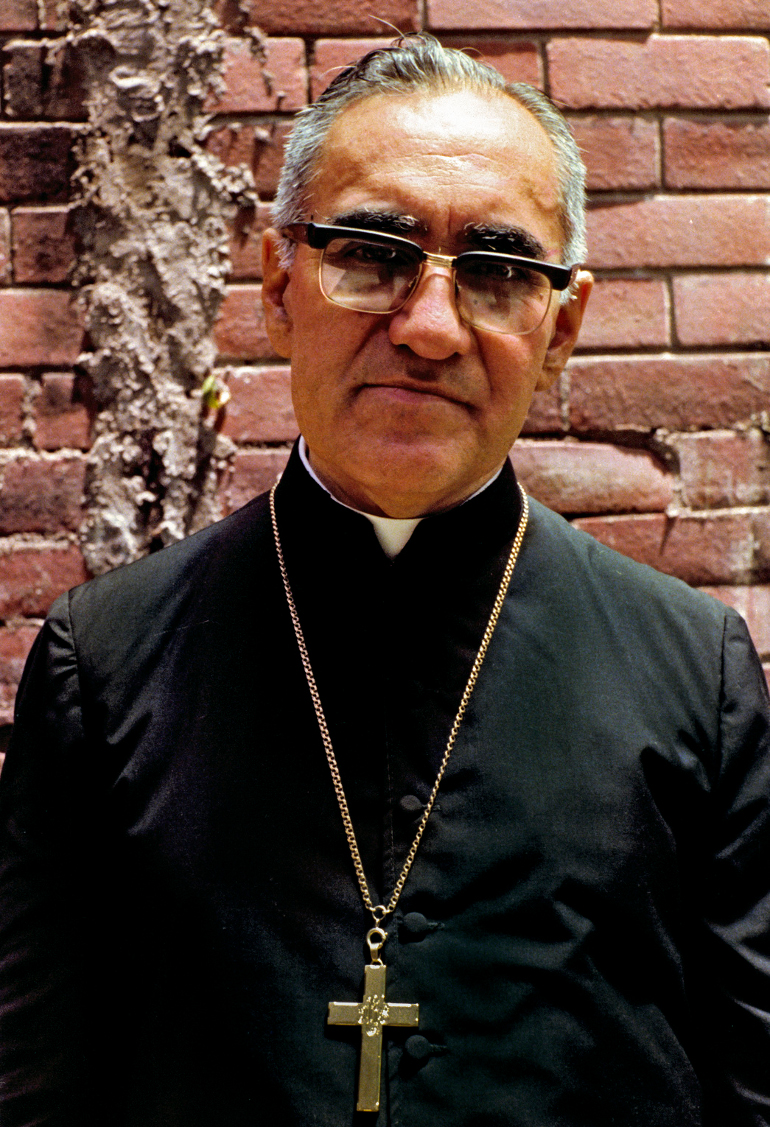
xmin=1 ymin=34 xmax=769 ymax=1127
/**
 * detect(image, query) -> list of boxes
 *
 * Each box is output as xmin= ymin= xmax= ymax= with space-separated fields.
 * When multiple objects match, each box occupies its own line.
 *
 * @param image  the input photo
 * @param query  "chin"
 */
xmin=351 ymin=440 xmax=483 ymax=512
xmin=365 ymin=434 xmax=462 ymax=476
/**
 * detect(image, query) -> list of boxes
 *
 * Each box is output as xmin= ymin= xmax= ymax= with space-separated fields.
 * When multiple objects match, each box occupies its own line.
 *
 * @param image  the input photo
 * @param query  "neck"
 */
xmin=303 ymin=445 xmax=506 ymax=519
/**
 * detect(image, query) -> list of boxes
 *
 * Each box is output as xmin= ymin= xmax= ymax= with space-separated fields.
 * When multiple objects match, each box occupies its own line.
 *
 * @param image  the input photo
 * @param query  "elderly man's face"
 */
xmin=263 ymin=89 xmax=592 ymax=517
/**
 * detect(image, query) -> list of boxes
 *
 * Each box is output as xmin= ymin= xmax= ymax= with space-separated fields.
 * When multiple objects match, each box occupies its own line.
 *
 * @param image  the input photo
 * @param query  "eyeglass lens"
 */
xmin=319 ymin=234 xmax=554 ymax=335
xmin=321 ymin=237 xmax=420 ymax=310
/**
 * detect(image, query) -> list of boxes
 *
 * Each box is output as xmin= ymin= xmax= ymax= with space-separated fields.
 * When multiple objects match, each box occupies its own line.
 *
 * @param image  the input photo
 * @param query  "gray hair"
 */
xmin=272 ymin=34 xmax=587 ymax=278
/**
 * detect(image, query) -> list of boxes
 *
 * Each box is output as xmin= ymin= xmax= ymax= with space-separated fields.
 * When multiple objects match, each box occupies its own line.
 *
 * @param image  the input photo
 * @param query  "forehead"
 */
xmin=306 ymin=89 xmax=564 ymax=252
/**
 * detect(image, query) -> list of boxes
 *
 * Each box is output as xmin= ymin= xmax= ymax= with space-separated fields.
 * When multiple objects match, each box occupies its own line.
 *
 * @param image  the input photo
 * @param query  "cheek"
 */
xmin=288 ymin=338 xmax=352 ymax=434
xmin=482 ymin=338 xmax=544 ymax=407
xmin=290 ymin=306 xmax=382 ymax=402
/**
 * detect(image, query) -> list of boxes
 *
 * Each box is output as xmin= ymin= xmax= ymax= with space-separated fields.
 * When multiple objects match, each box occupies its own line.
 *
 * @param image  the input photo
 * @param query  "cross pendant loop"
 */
xmin=366 ymin=927 xmax=388 ymax=965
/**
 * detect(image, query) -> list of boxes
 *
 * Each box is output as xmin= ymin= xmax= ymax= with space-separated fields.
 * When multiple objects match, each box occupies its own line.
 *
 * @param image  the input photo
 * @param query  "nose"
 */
xmin=388 ymin=264 xmax=473 ymax=360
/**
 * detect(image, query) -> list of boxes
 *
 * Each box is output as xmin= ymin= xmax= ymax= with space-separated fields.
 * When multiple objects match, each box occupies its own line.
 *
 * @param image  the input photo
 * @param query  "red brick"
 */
xmin=577 ymin=279 xmax=669 ymax=351
xmin=205 ymin=123 xmax=254 ymax=169
xmin=3 ymin=41 xmax=43 ymax=117
xmin=33 ymin=373 xmax=92 ymax=450
xmin=0 ymin=456 xmax=84 ymax=534
xmin=569 ymin=116 xmax=658 ymax=191
xmin=586 ymin=196 xmax=770 ymax=269
xmin=549 ymin=36 xmax=770 ymax=110
xmin=1 ymin=40 xmax=84 ymax=119
xmin=700 ymin=585 xmax=770 ymax=655
xmin=0 ymin=0 xmax=36 ymax=31
xmin=755 ymin=511 xmax=770 ymax=576
xmin=42 ymin=40 xmax=87 ymax=120
xmin=0 ymin=210 xmax=9 ymax=284
xmin=568 ymin=354 xmax=770 ymax=432
xmin=220 ymin=366 xmax=297 ymax=443
xmin=671 ymin=430 xmax=770 ymax=509
xmin=0 ymin=624 xmax=40 ymax=727
xmin=213 ymin=0 xmax=246 ymax=32
xmin=0 ymin=545 xmax=87 ymax=617
xmin=572 ymin=510 xmax=770 ymax=586
xmin=12 ymin=205 xmax=75 ymax=283
xmin=220 ymin=448 xmax=291 ymax=514
xmin=673 ymin=273 xmax=770 ymax=347
xmin=205 ymin=37 xmax=306 ymax=114
xmin=512 ymin=439 xmax=672 ymax=514
xmin=0 ymin=124 xmax=75 ymax=203
xmin=520 ymin=383 xmax=563 ymax=435
xmin=428 ymin=0 xmax=655 ymax=30
xmin=664 ymin=118 xmax=770 ymax=189
xmin=1 ymin=680 xmax=24 ymax=731
xmin=0 ymin=376 xmax=25 ymax=444
xmin=253 ymin=123 xmax=291 ymax=199
xmin=213 ymin=285 xmax=275 ymax=362
xmin=38 ymin=0 xmax=66 ymax=30
xmin=228 ymin=203 xmax=272 ymax=281
xmin=0 ymin=0 xmax=68 ymax=31
xmin=0 ymin=625 xmax=38 ymax=677
xmin=662 ymin=0 xmax=770 ymax=29
xmin=222 ymin=0 xmax=418 ymax=36
xmin=205 ymin=121 xmax=291 ymax=199
xmin=445 ymin=37 xmax=542 ymax=85
xmin=0 ymin=290 xmax=84 ymax=367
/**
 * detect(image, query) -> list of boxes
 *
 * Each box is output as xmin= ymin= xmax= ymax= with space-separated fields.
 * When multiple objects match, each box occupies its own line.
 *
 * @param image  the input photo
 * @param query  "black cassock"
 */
xmin=1 ymin=445 xmax=770 ymax=1126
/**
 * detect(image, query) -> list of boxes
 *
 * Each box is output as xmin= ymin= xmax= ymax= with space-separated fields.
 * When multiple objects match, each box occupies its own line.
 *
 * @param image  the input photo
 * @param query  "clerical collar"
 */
xmin=298 ymin=436 xmax=503 ymax=559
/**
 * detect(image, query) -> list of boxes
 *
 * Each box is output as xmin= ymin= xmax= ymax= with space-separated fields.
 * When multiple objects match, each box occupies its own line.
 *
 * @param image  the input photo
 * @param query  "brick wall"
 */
xmin=0 ymin=0 xmax=768 ymax=734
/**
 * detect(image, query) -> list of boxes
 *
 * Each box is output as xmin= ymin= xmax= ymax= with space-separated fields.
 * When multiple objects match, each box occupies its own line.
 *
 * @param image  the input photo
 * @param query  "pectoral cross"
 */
xmin=328 ymin=928 xmax=420 ymax=1113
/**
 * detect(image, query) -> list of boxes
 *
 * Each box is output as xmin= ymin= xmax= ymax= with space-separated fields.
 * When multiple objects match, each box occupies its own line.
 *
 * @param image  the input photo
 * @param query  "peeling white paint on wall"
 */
xmin=68 ymin=0 xmax=256 ymax=572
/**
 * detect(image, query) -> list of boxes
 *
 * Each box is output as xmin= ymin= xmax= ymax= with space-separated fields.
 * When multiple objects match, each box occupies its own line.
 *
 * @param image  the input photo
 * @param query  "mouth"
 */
xmin=358 ymin=382 xmax=467 ymax=408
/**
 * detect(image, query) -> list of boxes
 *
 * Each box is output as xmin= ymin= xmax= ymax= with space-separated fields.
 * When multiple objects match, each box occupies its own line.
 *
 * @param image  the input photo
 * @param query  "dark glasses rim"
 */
xmin=281 ymin=221 xmax=577 ymax=291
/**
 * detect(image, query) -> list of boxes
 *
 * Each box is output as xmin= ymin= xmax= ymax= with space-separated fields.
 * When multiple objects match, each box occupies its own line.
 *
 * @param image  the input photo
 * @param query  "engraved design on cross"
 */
xmin=360 ymin=993 xmax=389 ymax=1034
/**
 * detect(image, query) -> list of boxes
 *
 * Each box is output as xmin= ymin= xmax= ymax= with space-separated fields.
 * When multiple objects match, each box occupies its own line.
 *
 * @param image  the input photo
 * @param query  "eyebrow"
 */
xmin=463 ymin=223 xmax=547 ymax=260
xmin=326 ymin=210 xmax=548 ymax=260
xmin=329 ymin=209 xmax=429 ymax=238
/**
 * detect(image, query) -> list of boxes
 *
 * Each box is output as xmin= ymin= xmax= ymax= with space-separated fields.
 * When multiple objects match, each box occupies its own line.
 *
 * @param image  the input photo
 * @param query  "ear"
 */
xmin=261 ymin=228 xmax=294 ymax=359
xmin=537 ymin=270 xmax=593 ymax=391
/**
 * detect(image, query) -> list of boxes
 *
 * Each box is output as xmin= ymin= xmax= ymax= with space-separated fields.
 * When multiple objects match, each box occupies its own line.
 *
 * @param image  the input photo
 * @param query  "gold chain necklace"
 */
xmin=269 ymin=480 xmax=529 ymax=1113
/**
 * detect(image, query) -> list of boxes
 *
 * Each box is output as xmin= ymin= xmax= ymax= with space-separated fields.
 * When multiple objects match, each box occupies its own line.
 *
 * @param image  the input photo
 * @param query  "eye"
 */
xmin=461 ymin=255 xmax=549 ymax=291
xmin=326 ymin=238 xmax=417 ymax=271
xmin=478 ymin=260 xmax=519 ymax=280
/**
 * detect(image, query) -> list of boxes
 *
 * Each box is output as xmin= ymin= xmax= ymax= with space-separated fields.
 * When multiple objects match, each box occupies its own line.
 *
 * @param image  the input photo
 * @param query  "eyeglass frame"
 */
xmin=280 ymin=221 xmax=580 ymax=336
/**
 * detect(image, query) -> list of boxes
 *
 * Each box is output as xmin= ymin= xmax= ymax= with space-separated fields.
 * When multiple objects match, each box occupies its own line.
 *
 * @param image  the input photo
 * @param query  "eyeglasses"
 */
xmin=282 ymin=222 xmax=578 ymax=336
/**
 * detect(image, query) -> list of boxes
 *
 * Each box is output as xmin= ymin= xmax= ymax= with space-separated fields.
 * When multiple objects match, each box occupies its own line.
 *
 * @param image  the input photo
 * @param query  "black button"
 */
xmin=401 ymin=912 xmax=432 ymax=936
xmin=404 ymin=1035 xmax=432 ymax=1061
xmin=399 ymin=794 xmax=423 ymax=814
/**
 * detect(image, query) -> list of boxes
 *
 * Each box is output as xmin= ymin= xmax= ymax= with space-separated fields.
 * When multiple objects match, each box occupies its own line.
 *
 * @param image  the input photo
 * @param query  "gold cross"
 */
xmin=328 ymin=930 xmax=419 ymax=1113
